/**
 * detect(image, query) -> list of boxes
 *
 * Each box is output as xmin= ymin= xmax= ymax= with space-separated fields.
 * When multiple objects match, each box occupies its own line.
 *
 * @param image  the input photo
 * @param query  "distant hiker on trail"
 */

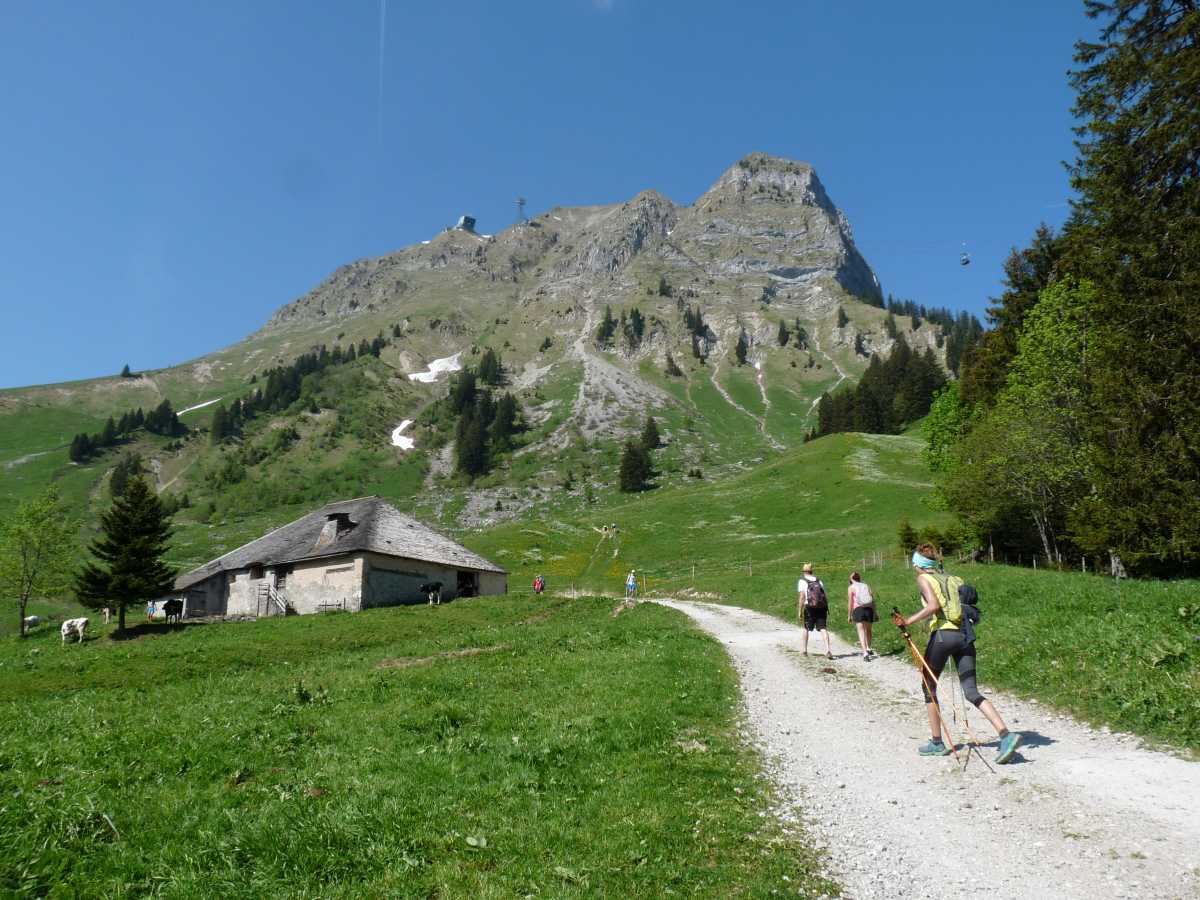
xmin=625 ymin=569 xmax=638 ymax=599
xmin=146 ymin=601 xmax=157 ymax=622
xmin=891 ymin=543 xmax=1021 ymax=764
xmin=533 ymin=574 xmax=545 ymax=595
xmin=847 ymin=571 xmax=877 ymax=661
xmin=797 ymin=563 xmax=832 ymax=659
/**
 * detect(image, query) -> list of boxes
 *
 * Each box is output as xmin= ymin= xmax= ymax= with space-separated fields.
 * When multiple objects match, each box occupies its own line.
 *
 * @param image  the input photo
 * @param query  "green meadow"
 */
xmin=469 ymin=431 xmax=1200 ymax=753
xmin=0 ymin=597 xmax=835 ymax=898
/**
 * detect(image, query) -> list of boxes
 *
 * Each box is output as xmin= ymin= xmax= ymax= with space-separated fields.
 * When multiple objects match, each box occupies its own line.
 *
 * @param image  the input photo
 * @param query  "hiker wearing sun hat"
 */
xmin=891 ymin=543 xmax=1022 ymax=764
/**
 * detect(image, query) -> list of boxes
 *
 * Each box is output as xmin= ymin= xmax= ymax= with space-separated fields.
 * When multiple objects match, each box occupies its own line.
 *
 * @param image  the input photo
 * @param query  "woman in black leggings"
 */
xmin=891 ymin=543 xmax=1021 ymax=764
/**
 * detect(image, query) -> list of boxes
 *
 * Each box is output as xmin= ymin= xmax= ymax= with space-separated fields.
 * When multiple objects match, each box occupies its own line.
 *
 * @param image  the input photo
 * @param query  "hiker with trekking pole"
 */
xmin=890 ymin=543 xmax=1021 ymax=764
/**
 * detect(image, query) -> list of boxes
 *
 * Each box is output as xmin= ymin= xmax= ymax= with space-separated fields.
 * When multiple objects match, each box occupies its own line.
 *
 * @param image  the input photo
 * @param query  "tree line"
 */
xmin=810 ymin=339 xmax=946 ymax=439
xmin=69 ymin=400 xmax=186 ymax=463
xmin=926 ymin=1 xmax=1200 ymax=575
xmin=210 ymin=333 xmax=393 ymax=445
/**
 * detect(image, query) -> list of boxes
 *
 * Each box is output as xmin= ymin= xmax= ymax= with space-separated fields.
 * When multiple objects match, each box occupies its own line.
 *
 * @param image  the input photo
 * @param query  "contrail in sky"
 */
xmin=377 ymin=0 xmax=388 ymax=148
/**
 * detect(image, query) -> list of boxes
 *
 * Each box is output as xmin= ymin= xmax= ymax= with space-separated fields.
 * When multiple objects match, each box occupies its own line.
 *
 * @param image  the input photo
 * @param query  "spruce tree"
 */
xmin=120 ymin=364 xmax=132 ymax=378
xmin=490 ymin=393 xmax=519 ymax=452
xmin=735 ymin=329 xmax=749 ymax=366
xmin=618 ymin=441 xmax=651 ymax=493
xmin=664 ymin=351 xmax=683 ymax=377
xmin=100 ymin=417 xmax=117 ymax=447
xmin=210 ymin=405 xmax=230 ymax=445
xmin=640 ymin=416 xmax=661 ymax=450
xmin=836 ymin=307 xmax=849 ymax=328
xmin=1064 ymin=0 xmax=1200 ymax=568
xmin=76 ymin=476 xmax=176 ymax=633
xmin=777 ymin=320 xmax=790 ymax=346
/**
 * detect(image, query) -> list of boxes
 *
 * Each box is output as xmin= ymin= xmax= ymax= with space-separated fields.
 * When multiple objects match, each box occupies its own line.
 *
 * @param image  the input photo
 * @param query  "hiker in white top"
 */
xmin=797 ymin=563 xmax=832 ymax=659
xmin=847 ymin=571 xmax=878 ymax=661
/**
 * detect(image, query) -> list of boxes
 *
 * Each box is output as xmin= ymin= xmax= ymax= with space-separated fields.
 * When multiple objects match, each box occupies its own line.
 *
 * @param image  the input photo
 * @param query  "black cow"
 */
xmin=164 ymin=598 xmax=184 ymax=623
xmin=419 ymin=582 xmax=443 ymax=606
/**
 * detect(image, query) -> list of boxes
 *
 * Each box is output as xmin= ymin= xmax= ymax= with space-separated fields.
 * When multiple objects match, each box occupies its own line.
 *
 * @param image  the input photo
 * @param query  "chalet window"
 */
xmin=250 ymin=564 xmax=264 ymax=580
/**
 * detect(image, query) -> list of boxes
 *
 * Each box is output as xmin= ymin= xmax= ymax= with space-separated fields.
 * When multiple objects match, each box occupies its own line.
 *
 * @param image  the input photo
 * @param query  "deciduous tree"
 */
xmin=0 ymin=487 xmax=76 ymax=637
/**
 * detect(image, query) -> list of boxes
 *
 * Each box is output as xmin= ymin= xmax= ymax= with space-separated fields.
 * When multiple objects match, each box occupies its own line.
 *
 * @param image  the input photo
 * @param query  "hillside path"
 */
xmin=655 ymin=599 xmax=1200 ymax=900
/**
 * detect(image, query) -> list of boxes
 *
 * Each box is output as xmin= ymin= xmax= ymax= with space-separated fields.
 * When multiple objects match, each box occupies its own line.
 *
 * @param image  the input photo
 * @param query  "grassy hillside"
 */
xmin=0 ymin=597 xmax=836 ymax=897
xmin=464 ymin=431 xmax=1200 ymax=753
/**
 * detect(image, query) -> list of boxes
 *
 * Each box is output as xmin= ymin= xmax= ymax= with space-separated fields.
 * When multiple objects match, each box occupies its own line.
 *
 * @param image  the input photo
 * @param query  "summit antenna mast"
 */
xmin=516 ymin=196 xmax=527 ymax=225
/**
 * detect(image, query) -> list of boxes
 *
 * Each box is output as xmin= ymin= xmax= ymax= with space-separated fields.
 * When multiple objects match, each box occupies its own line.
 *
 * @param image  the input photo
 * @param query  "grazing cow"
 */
xmin=23 ymin=615 xmax=40 ymax=629
xmin=419 ymin=581 xmax=443 ymax=606
xmin=164 ymin=598 xmax=184 ymax=623
xmin=61 ymin=617 xmax=89 ymax=644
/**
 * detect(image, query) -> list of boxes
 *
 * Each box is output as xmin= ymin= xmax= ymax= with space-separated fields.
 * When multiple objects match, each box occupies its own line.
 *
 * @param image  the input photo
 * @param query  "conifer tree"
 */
xmin=489 ymin=393 xmax=519 ymax=452
xmin=454 ymin=407 xmax=489 ymax=479
xmin=69 ymin=434 xmax=90 ymax=463
xmin=836 ymin=307 xmax=849 ymax=328
xmin=120 ymin=364 xmax=132 ymax=378
xmin=76 ymin=476 xmax=176 ymax=633
xmin=1063 ymin=0 xmax=1200 ymax=567
xmin=100 ymin=417 xmax=117 ymax=447
xmin=210 ymin=405 xmax=230 ymax=445
xmin=777 ymin=320 xmax=790 ymax=346
xmin=618 ymin=441 xmax=652 ymax=493
xmin=640 ymin=416 xmax=661 ymax=450
xmin=664 ymin=351 xmax=683 ymax=377
xmin=735 ymin=329 xmax=749 ymax=366
xmin=478 ymin=348 xmax=503 ymax=385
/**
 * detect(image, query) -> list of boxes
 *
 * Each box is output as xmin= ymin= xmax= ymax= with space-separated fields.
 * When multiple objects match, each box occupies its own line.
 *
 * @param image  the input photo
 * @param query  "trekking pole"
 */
xmin=949 ymin=658 xmax=996 ymax=774
xmin=892 ymin=607 xmax=961 ymax=763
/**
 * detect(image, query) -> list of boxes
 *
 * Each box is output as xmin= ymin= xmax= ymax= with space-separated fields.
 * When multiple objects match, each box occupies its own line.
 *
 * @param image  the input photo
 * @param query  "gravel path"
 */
xmin=655 ymin=599 xmax=1200 ymax=900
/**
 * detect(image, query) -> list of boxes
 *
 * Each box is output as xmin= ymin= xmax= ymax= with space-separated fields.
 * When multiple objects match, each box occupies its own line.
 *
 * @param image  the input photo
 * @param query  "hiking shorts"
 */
xmin=921 ymin=629 xmax=985 ymax=707
xmin=802 ymin=605 xmax=827 ymax=631
xmin=851 ymin=605 xmax=878 ymax=623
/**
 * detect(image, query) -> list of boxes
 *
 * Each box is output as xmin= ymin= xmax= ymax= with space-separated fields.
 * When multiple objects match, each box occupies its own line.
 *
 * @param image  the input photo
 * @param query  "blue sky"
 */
xmin=0 ymin=1 xmax=1089 ymax=388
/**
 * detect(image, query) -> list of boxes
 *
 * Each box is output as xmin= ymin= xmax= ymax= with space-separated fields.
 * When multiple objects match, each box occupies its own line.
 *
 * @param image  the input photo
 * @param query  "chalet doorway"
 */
xmin=456 ymin=570 xmax=478 ymax=598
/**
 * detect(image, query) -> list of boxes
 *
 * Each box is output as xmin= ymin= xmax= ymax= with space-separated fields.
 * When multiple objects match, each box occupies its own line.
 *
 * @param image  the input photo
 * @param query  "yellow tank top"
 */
xmin=919 ymin=572 xmax=964 ymax=633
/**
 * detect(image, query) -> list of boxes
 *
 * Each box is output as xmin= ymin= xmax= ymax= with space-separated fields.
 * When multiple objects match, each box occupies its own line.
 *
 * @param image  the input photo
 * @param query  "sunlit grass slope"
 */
xmin=467 ymin=432 xmax=1200 ymax=752
xmin=468 ymin=430 xmax=945 ymax=598
xmin=0 ymin=597 xmax=835 ymax=897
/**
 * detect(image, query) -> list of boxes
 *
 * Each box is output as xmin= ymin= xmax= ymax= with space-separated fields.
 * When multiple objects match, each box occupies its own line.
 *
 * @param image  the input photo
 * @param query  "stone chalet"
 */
xmin=172 ymin=497 xmax=507 ymax=618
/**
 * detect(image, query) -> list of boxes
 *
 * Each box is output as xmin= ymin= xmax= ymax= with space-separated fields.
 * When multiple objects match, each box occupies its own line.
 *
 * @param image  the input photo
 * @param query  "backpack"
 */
xmin=804 ymin=578 xmax=828 ymax=609
xmin=923 ymin=572 xmax=964 ymax=625
xmin=853 ymin=582 xmax=874 ymax=606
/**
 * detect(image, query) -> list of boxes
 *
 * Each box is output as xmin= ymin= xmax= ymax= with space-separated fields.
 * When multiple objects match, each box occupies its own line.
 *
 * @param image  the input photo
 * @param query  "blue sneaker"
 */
xmin=918 ymin=739 xmax=952 ymax=757
xmin=996 ymin=732 xmax=1022 ymax=764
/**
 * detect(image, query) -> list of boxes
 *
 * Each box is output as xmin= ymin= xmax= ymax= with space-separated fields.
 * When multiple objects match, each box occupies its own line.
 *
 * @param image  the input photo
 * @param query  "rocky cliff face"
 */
xmin=264 ymin=154 xmax=880 ymax=331
xmin=672 ymin=154 xmax=881 ymax=302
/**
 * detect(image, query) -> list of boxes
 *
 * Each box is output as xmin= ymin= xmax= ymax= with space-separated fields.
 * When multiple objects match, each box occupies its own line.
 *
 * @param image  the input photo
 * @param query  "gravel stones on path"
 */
xmin=655 ymin=599 xmax=1200 ymax=900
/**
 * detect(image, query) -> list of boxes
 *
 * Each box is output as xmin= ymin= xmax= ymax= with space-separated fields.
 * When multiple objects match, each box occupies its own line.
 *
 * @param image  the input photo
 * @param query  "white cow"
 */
xmin=61 ymin=617 xmax=89 ymax=644
xmin=23 ymin=615 xmax=40 ymax=629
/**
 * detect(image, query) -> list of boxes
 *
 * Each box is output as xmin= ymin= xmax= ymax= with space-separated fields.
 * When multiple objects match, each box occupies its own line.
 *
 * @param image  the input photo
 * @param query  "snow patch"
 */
xmin=179 ymin=397 xmax=223 ymax=416
xmin=391 ymin=419 xmax=415 ymax=450
xmin=408 ymin=351 xmax=463 ymax=383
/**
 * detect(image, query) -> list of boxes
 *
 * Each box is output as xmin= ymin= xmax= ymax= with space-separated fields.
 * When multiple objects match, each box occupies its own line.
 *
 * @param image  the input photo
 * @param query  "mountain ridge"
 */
xmin=1 ymin=153 xmax=954 ymax=555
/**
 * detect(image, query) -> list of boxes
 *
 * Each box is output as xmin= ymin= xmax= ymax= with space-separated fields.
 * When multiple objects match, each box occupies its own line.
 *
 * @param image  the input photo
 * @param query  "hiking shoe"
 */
xmin=826 ymin=651 xmax=834 ymax=660
xmin=995 ymin=732 xmax=1022 ymax=764
xmin=918 ymin=739 xmax=952 ymax=757
xmin=866 ymin=649 xmax=877 ymax=660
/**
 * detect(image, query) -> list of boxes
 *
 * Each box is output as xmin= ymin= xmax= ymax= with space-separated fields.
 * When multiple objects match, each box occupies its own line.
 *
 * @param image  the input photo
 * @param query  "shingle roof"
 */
xmin=174 ymin=497 xmax=506 ymax=590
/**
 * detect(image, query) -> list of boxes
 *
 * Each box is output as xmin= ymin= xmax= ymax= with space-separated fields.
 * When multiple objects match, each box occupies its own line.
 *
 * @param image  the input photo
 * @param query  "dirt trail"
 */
xmin=655 ymin=599 xmax=1200 ymax=900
